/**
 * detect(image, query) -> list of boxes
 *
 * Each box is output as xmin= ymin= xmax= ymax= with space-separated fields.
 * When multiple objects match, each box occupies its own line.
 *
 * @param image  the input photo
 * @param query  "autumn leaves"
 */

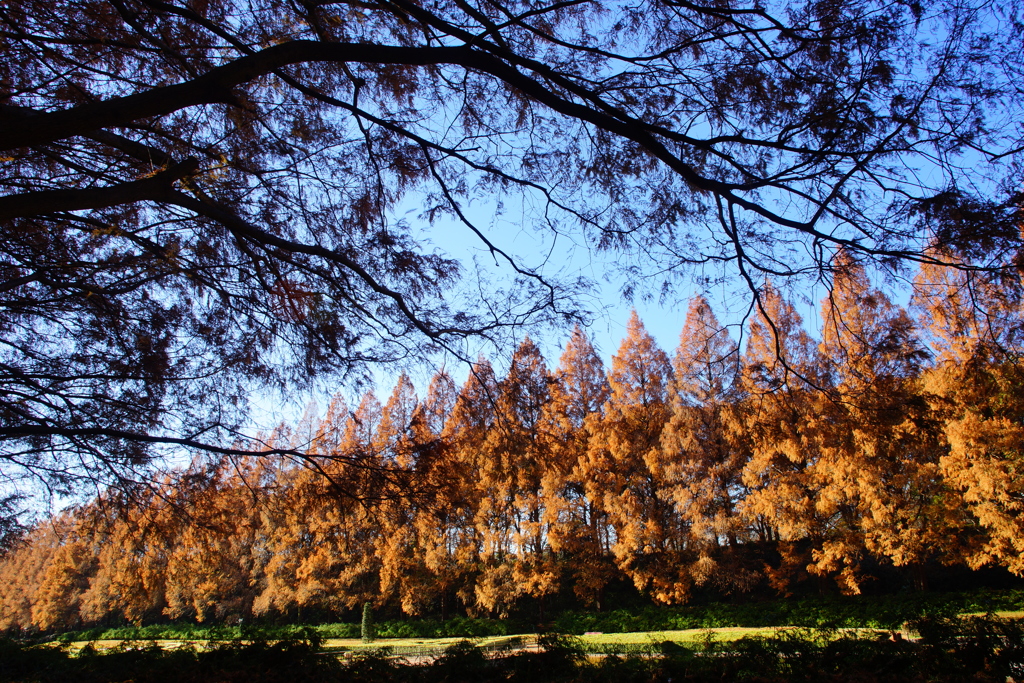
xmin=2 ymin=257 xmax=1023 ymax=630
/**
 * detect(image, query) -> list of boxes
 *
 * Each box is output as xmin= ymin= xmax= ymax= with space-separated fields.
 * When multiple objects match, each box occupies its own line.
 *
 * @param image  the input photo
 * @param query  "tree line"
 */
xmin=2 ymin=253 xmax=1022 ymax=632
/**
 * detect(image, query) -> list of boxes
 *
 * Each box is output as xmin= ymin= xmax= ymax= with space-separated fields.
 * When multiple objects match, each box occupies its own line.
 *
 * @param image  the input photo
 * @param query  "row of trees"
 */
xmin=2 ymin=254 xmax=1022 ymax=631
xmin=2 ymin=0 xmax=1021 ymax=513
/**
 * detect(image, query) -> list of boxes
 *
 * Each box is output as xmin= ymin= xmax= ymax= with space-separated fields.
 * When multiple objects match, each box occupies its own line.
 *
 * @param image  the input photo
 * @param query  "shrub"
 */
xmin=361 ymin=602 xmax=375 ymax=644
xmin=432 ymin=639 xmax=491 ymax=680
xmin=315 ymin=622 xmax=360 ymax=639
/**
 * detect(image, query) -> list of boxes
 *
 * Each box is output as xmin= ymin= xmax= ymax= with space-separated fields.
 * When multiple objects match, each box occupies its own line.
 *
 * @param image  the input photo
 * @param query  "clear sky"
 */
xmin=251 ymin=192 xmax=844 ymax=431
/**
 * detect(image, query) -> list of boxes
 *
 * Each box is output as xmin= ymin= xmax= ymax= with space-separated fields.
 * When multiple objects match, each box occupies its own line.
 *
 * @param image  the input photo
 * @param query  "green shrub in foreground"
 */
xmin=54 ymin=616 xmax=513 ymax=644
xmin=552 ymin=587 xmax=1024 ymax=633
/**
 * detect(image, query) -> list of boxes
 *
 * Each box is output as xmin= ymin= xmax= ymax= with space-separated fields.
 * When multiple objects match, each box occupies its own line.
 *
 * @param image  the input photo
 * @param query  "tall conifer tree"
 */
xmin=543 ymin=326 xmax=615 ymax=607
xmin=737 ymin=284 xmax=825 ymax=592
xmin=585 ymin=312 xmax=687 ymax=603
xmin=915 ymin=255 xmax=1024 ymax=574
xmin=815 ymin=254 xmax=940 ymax=591
xmin=660 ymin=296 xmax=750 ymax=589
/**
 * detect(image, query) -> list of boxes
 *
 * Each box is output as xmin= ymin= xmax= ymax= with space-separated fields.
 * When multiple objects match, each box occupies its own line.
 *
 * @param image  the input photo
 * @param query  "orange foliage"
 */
xmin=5 ymin=277 xmax=1024 ymax=631
xmin=584 ymin=311 xmax=688 ymax=603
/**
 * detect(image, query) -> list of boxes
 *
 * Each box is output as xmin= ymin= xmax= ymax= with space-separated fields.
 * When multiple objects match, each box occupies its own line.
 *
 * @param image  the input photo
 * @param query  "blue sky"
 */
xmin=251 ymin=192 xmax=844 ymax=431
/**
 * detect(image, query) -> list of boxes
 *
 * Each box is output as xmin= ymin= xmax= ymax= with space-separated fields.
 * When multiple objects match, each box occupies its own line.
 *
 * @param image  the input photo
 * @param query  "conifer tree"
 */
xmin=162 ymin=461 xmax=266 ymax=623
xmin=443 ymin=360 xmax=499 ymax=614
xmin=255 ymin=398 xmax=384 ymax=617
xmin=736 ymin=284 xmax=826 ymax=592
xmin=422 ymin=371 xmax=458 ymax=438
xmin=361 ymin=600 xmax=375 ymax=643
xmin=915 ymin=255 xmax=1024 ymax=574
xmin=99 ymin=489 xmax=175 ymax=624
xmin=0 ymin=523 xmax=62 ymax=631
xmin=584 ymin=312 xmax=686 ymax=603
xmin=375 ymin=375 xmax=435 ymax=613
xmin=375 ymin=374 xmax=419 ymax=467
xmin=253 ymin=427 xmax=310 ymax=619
xmin=543 ymin=326 xmax=615 ymax=607
xmin=30 ymin=516 xmax=98 ymax=631
xmin=468 ymin=341 xmax=557 ymax=614
xmin=30 ymin=547 xmax=86 ymax=630
xmin=253 ymin=469 xmax=305 ymax=619
xmin=814 ymin=254 xmax=941 ymax=591
xmin=312 ymin=393 xmax=350 ymax=457
xmin=398 ymin=370 xmax=470 ymax=616
xmin=660 ymin=296 xmax=750 ymax=590
xmin=495 ymin=338 xmax=558 ymax=610
xmin=324 ymin=392 xmax=385 ymax=607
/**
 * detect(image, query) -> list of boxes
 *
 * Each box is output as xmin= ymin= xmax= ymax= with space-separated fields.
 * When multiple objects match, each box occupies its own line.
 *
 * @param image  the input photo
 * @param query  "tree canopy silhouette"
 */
xmin=0 ymin=0 xmax=1021 ymax=507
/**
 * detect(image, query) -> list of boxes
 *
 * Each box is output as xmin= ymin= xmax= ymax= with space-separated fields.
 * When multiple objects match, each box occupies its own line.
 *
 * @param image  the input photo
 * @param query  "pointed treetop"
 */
xmin=821 ymin=251 xmax=926 ymax=386
xmin=421 ymin=369 xmax=458 ymax=437
xmin=743 ymin=283 xmax=818 ymax=393
xmin=912 ymin=249 xmax=1024 ymax=363
xmin=673 ymin=295 xmax=739 ymax=407
xmin=553 ymin=325 xmax=610 ymax=424
xmin=608 ymin=310 xmax=673 ymax=409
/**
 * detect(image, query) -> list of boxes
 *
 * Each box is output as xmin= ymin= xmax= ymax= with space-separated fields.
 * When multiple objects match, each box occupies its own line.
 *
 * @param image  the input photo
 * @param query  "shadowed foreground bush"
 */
xmin=0 ymin=636 xmax=333 ymax=683
xmin=4 ymin=615 xmax=1022 ymax=682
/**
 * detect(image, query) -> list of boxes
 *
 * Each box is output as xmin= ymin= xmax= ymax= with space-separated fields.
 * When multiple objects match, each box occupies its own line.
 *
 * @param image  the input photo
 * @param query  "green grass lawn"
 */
xmin=56 ymin=617 xmax=1024 ymax=654
xmin=52 ymin=625 xmax=865 ymax=656
xmin=319 ymin=628 xmax=792 ymax=653
xmin=321 ymin=634 xmax=529 ymax=653
xmin=53 ymin=634 xmax=531 ymax=655
xmin=581 ymin=627 xmax=783 ymax=644
xmin=963 ymin=609 xmax=1024 ymax=619
xmin=47 ymin=587 xmax=1024 ymax=646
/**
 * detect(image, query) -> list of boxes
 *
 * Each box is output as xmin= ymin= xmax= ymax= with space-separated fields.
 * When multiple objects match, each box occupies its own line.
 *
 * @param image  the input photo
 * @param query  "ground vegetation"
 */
xmin=3 ymin=613 xmax=1024 ymax=682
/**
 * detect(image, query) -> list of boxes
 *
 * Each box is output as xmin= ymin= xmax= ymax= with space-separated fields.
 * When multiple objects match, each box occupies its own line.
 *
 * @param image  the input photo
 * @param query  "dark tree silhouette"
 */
xmin=0 ymin=0 xmax=1020 ymax=507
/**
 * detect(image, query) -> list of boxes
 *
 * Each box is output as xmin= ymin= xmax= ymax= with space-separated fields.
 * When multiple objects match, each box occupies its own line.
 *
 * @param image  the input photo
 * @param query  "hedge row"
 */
xmin=51 ymin=588 xmax=1024 ymax=643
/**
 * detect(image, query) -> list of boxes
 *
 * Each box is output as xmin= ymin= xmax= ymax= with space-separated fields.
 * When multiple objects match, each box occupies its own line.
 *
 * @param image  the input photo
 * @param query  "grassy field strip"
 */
xmin=324 ymin=626 xmax=871 ymax=650
xmin=579 ymin=627 xmax=783 ymax=645
xmin=53 ymin=634 xmax=531 ymax=655
xmin=60 ymin=640 xmax=202 ymax=652
xmin=320 ymin=634 xmax=530 ymax=654
xmin=298 ymin=628 xmax=791 ymax=653
xmin=54 ymin=609 xmax=1024 ymax=656
xmin=50 ymin=628 xmax=865 ymax=654
xmin=53 ymin=627 xmax=821 ymax=656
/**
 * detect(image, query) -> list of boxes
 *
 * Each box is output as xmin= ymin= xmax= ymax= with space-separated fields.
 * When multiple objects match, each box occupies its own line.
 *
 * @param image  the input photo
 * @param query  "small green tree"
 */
xmin=361 ymin=601 xmax=375 ymax=644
